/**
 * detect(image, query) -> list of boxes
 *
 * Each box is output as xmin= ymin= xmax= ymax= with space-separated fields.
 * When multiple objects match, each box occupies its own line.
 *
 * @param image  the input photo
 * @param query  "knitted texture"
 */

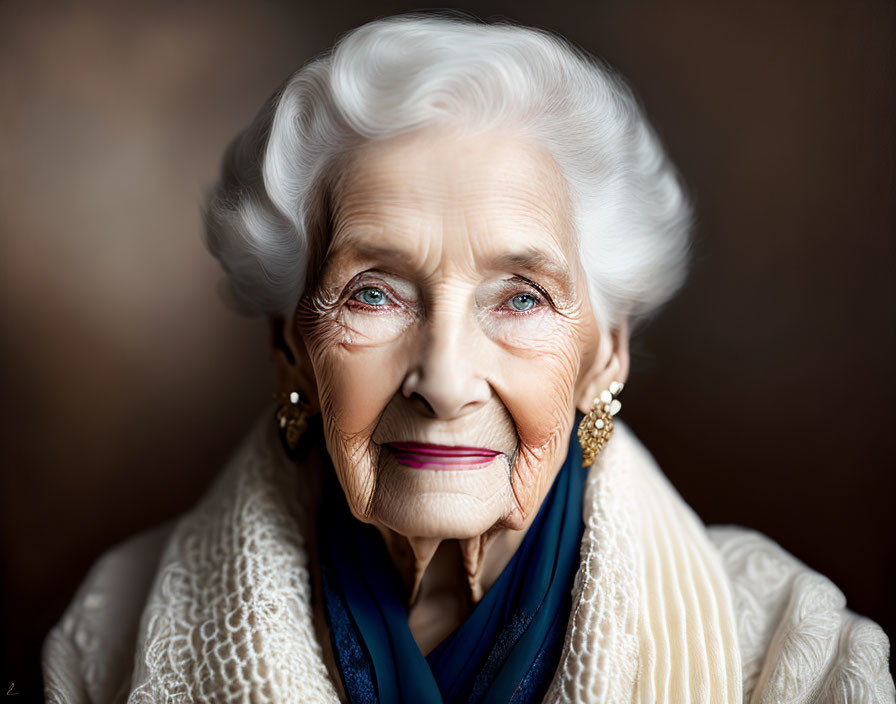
xmin=544 ymin=420 xmax=743 ymax=703
xmin=127 ymin=414 xmax=340 ymax=703
xmin=543 ymin=420 xmax=640 ymax=702
xmin=708 ymin=526 xmax=896 ymax=704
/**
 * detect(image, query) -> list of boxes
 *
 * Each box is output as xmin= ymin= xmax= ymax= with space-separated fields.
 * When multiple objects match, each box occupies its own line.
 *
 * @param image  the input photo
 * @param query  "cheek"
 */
xmin=479 ymin=307 xmax=560 ymax=348
xmin=490 ymin=320 xmax=584 ymax=524
xmin=298 ymin=302 xmax=413 ymax=435
xmin=313 ymin=341 xmax=411 ymax=435
xmin=298 ymin=313 xmax=414 ymax=519
xmin=338 ymin=299 xmax=417 ymax=345
xmin=496 ymin=330 xmax=581 ymax=447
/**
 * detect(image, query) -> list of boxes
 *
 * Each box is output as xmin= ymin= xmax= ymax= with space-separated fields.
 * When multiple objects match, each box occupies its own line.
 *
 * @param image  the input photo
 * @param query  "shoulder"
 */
xmin=42 ymin=520 xmax=176 ymax=704
xmin=42 ymin=412 xmax=336 ymax=704
xmin=707 ymin=524 xmax=895 ymax=703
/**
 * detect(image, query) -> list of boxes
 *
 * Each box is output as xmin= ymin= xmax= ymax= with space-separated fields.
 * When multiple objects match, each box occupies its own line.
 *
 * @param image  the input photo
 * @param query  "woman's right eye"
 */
xmin=349 ymin=286 xmax=392 ymax=309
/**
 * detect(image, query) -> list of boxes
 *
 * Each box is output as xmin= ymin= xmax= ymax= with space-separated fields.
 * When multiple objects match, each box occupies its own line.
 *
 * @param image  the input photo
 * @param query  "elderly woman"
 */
xmin=43 ymin=13 xmax=892 ymax=704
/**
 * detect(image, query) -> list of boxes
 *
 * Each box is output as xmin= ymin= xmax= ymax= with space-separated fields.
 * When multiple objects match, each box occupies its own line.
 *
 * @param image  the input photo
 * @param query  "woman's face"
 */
xmin=295 ymin=127 xmax=614 ymax=539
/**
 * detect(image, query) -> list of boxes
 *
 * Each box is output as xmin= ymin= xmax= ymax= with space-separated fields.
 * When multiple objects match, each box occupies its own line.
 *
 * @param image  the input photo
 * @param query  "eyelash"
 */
xmin=346 ymin=284 xmax=402 ymax=313
xmin=344 ymin=280 xmax=549 ymax=316
xmin=494 ymin=290 xmax=545 ymax=316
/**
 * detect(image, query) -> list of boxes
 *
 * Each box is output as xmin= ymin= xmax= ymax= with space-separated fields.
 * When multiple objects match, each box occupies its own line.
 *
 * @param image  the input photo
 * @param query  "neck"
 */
xmin=375 ymin=520 xmax=534 ymax=653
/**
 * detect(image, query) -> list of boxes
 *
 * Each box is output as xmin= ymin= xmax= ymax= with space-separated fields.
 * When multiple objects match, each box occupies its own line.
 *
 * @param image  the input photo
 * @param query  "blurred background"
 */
xmin=1 ymin=0 xmax=893 ymax=697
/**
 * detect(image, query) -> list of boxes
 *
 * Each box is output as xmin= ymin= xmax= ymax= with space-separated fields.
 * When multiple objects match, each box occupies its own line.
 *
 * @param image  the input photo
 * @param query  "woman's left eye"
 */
xmin=506 ymin=292 xmax=540 ymax=312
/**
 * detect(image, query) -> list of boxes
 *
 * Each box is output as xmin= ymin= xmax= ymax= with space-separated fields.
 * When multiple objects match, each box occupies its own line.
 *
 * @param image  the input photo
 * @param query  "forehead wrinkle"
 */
xmin=463 ymin=188 xmax=566 ymax=239
xmin=324 ymin=230 xmax=438 ymax=285
xmin=331 ymin=185 xmax=428 ymax=237
xmin=334 ymin=151 xmax=468 ymax=213
xmin=338 ymin=129 xmax=572 ymax=221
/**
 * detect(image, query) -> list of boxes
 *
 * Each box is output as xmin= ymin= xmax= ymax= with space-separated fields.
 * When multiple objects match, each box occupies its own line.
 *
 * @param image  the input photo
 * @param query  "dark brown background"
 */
xmin=1 ymin=0 xmax=893 ymax=698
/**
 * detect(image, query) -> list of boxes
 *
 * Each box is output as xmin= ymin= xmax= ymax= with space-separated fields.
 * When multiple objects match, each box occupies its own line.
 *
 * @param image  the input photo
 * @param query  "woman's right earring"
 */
xmin=274 ymin=390 xmax=311 ymax=451
xmin=577 ymin=380 xmax=624 ymax=467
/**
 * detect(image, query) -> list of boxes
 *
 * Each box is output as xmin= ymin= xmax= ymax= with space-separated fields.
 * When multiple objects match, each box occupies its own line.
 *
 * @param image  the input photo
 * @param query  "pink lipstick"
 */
xmin=385 ymin=441 xmax=501 ymax=469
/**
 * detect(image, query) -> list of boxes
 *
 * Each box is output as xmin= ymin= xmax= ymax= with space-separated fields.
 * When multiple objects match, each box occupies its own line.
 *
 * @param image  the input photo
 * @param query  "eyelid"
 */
xmin=342 ymin=272 xmax=556 ymax=315
xmin=505 ymin=276 xmax=556 ymax=309
xmin=348 ymin=283 xmax=396 ymax=309
xmin=343 ymin=274 xmax=415 ymax=314
xmin=342 ymin=271 xmax=395 ymax=301
xmin=485 ymin=282 xmax=548 ymax=319
xmin=496 ymin=290 xmax=542 ymax=314
xmin=351 ymin=285 xmax=391 ymax=303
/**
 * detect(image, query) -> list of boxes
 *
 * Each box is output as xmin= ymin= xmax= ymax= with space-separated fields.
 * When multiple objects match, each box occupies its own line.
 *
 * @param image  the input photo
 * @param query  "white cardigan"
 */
xmin=42 ymin=412 xmax=894 ymax=703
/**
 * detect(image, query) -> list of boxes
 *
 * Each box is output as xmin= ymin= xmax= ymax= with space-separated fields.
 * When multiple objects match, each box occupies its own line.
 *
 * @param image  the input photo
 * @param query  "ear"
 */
xmin=270 ymin=313 xmax=321 ymax=413
xmin=574 ymin=318 xmax=630 ymax=414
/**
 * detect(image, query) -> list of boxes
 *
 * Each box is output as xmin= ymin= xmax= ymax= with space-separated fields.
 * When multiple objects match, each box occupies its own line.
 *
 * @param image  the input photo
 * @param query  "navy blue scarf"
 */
xmin=318 ymin=419 xmax=586 ymax=704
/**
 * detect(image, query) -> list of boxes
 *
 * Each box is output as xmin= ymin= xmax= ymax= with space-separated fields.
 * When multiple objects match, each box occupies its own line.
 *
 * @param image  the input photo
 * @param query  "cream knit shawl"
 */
xmin=43 ymin=411 xmax=895 ymax=703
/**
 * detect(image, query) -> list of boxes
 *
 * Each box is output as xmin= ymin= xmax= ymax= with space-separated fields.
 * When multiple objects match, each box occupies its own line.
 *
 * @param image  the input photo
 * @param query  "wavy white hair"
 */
xmin=204 ymin=12 xmax=692 ymax=334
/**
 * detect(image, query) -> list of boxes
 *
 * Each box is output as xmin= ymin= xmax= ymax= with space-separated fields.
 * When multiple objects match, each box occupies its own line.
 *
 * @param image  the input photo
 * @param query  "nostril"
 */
xmin=408 ymin=391 xmax=436 ymax=416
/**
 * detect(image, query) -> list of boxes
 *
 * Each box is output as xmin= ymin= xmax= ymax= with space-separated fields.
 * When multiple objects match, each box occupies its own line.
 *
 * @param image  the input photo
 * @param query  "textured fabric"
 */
xmin=319 ymin=416 xmax=585 ymax=704
xmin=708 ymin=526 xmax=896 ymax=703
xmin=42 ymin=407 xmax=895 ymax=703
xmin=320 ymin=487 xmax=442 ymax=703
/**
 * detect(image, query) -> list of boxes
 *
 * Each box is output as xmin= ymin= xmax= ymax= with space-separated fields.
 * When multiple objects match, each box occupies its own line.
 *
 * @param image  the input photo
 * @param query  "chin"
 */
xmin=370 ymin=453 xmax=516 ymax=539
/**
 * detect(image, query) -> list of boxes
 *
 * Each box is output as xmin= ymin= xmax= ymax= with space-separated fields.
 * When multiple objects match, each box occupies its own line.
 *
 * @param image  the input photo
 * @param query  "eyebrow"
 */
xmin=487 ymin=248 xmax=574 ymax=295
xmin=326 ymin=241 xmax=574 ymax=295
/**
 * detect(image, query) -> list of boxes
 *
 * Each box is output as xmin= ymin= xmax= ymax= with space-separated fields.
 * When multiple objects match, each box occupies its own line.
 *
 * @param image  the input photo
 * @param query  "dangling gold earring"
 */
xmin=577 ymin=380 xmax=624 ymax=466
xmin=274 ymin=390 xmax=312 ymax=451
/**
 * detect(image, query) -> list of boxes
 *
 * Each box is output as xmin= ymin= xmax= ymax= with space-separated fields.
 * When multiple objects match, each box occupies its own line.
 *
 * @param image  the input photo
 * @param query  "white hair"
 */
xmin=203 ymin=12 xmax=692 ymax=334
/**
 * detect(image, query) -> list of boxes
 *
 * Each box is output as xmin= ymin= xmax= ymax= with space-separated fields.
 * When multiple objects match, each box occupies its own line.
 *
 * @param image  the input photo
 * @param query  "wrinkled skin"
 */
xmin=275 ymin=127 xmax=629 ymax=652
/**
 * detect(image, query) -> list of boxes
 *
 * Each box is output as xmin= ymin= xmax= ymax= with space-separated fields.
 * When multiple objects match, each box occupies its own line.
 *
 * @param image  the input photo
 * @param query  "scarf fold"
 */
xmin=319 ymin=420 xmax=587 ymax=704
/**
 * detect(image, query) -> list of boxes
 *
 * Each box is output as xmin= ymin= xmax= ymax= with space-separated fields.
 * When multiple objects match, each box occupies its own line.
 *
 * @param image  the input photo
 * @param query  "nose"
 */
xmin=400 ymin=309 xmax=491 ymax=419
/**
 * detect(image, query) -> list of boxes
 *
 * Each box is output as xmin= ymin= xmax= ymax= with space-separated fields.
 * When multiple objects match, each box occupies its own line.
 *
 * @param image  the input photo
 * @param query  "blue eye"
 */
xmin=509 ymin=293 xmax=537 ymax=311
xmin=354 ymin=286 xmax=389 ymax=306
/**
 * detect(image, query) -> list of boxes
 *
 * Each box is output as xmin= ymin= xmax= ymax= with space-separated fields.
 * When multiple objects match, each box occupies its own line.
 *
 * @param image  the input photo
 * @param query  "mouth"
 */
xmin=384 ymin=441 xmax=502 ymax=470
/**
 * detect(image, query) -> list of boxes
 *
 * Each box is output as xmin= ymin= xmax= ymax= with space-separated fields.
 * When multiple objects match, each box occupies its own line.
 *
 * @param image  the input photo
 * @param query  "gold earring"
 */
xmin=577 ymin=380 xmax=624 ymax=466
xmin=274 ymin=390 xmax=311 ymax=451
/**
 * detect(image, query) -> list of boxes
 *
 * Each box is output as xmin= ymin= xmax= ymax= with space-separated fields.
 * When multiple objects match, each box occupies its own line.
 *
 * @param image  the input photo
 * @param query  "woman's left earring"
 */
xmin=577 ymin=380 xmax=624 ymax=467
xmin=274 ymin=390 xmax=311 ymax=451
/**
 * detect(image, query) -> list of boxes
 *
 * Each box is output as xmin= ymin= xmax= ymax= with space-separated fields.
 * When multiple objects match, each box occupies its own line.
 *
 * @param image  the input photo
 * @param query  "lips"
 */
xmin=384 ymin=441 xmax=501 ymax=469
